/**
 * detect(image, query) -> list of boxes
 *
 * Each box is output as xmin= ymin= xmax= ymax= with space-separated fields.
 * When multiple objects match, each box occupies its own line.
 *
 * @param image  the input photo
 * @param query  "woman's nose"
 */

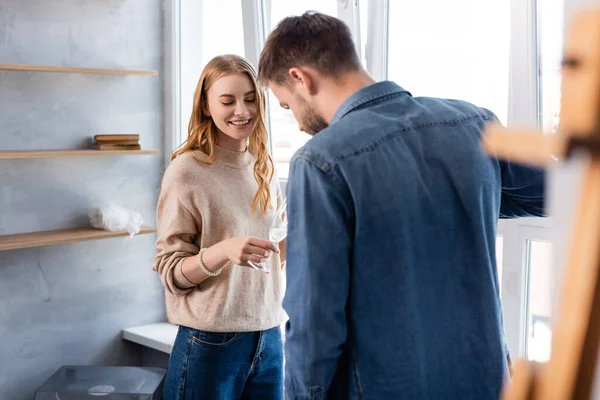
xmin=234 ymin=102 xmax=248 ymax=116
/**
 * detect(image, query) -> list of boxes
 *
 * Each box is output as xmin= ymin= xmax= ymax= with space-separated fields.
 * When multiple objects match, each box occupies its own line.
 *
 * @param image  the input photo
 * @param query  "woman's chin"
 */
xmin=226 ymin=128 xmax=253 ymax=141
xmin=216 ymin=131 xmax=252 ymax=147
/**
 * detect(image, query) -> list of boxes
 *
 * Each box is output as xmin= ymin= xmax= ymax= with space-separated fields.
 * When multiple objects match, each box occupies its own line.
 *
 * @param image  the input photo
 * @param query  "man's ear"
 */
xmin=288 ymin=67 xmax=317 ymax=96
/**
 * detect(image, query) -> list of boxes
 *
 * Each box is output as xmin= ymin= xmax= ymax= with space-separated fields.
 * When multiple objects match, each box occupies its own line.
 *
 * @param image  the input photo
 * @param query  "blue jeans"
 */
xmin=163 ymin=325 xmax=284 ymax=400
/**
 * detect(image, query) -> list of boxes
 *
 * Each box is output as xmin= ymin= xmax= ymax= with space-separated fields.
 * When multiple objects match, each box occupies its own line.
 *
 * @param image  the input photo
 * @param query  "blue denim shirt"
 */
xmin=284 ymin=81 xmax=545 ymax=400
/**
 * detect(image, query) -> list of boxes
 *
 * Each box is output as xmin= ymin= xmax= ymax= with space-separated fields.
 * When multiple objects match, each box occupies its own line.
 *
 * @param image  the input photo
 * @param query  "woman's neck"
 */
xmin=216 ymin=132 xmax=247 ymax=152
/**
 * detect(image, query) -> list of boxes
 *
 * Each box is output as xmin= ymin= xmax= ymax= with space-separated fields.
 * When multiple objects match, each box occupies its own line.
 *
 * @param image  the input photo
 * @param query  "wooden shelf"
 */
xmin=0 ymin=63 xmax=158 ymax=76
xmin=0 ymin=226 xmax=157 ymax=251
xmin=0 ymin=149 xmax=159 ymax=159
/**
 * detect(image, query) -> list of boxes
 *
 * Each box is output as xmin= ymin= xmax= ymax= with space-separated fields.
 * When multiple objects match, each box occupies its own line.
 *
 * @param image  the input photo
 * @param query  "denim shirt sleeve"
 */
xmin=284 ymin=156 xmax=352 ymax=399
xmin=479 ymin=107 xmax=546 ymax=219
xmin=499 ymin=160 xmax=546 ymax=218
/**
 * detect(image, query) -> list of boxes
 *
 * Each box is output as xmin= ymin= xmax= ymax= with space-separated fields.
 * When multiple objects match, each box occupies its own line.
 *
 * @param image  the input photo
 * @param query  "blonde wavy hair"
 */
xmin=173 ymin=55 xmax=274 ymax=215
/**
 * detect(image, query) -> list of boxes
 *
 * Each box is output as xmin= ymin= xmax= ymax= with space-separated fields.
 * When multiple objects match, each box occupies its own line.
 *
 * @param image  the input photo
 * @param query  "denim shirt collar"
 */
xmin=330 ymin=81 xmax=412 ymax=125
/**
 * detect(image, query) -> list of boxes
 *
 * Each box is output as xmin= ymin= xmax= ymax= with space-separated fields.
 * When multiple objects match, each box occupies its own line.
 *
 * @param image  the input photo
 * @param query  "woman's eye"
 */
xmin=245 ymin=98 xmax=256 ymax=103
xmin=221 ymin=102 xmax=234 ymax=106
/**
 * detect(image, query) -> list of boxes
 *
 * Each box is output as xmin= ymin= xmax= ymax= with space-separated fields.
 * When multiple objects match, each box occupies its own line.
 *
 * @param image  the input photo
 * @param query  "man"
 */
xmin=258 ymin=12 xmax=544 ymax=400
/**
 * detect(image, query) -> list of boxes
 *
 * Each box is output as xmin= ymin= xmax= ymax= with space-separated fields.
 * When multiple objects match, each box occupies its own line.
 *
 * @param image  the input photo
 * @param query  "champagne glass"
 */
xmin=248 ymin=198 xmax=288 ymax=272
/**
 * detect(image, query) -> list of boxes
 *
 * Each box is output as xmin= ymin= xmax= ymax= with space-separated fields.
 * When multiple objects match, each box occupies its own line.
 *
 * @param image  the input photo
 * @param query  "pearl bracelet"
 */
xmin=197 ymin=248 xmax=222 ymax=277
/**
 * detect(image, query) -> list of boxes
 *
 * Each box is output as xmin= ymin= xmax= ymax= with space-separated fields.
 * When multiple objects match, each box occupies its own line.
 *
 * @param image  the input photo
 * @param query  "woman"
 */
xmin=153 ymin=54 xmax=286 ymax=399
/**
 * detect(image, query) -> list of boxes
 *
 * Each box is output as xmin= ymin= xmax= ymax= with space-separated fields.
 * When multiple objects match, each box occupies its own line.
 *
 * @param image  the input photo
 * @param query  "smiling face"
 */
xmin=204 ymin=72 xmax=259 ymax=150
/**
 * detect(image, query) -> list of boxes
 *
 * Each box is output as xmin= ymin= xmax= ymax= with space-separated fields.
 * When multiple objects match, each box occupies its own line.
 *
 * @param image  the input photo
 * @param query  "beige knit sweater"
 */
xmin=153 ymin=146 xmax=287 ymax=332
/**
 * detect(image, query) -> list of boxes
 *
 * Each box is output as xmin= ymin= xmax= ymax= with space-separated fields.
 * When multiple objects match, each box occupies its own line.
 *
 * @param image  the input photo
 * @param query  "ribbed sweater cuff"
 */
xmin=173 ymin=257 xmax=196 ymax=289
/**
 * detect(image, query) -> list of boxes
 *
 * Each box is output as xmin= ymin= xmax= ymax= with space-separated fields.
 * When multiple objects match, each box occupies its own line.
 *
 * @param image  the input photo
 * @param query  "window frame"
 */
xmin=498 ymin=217 xmax=555 ymax=357
xmin=499 ymin=0 xmax=559 ymax=359
xmin=164 ymin=0 xmax=181 ymax=167
xmin=376 ymin=0 xmax=550 ymax=358
xmin=364 ymin=0 xmax=388 ymax=82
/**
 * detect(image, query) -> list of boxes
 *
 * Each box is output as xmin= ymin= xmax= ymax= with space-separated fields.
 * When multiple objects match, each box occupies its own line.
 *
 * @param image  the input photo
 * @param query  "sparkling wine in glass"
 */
xmin=248 ymin=199 xmax=287 ymax=272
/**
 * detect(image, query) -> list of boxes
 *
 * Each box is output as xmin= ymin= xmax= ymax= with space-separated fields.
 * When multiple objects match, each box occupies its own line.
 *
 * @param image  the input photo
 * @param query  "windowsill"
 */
xmin=498 ymin=216 xmax=554 ymax=229
xmin=122 ymin=322 xmax=178 ymax=354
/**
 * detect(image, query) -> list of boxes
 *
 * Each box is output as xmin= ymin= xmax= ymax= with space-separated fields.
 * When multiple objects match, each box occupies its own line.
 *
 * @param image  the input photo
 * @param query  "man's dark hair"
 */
xmin=258 ymin=11 xmax=361 ymax=86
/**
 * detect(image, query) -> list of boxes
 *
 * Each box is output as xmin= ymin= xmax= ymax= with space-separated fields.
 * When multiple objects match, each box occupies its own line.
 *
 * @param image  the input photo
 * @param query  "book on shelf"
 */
xmin=94 ymin=139 xmax=139 ymax=145
xmin=94 ymin=134 xmax=140 ymax=142
xmin=93 ymin=144 xmax=142 ymax=151
xmin=91 ymin=134 xmax=141 ymax=151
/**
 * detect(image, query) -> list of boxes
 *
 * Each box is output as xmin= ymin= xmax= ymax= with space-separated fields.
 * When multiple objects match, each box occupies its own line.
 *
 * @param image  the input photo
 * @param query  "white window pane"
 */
xmin=202 ymin=0 xmax=245 ymax=62
xmin=526 ymin=240 xmax=553 ymax=362
xmin=359 ymin=0 xmax=368 ymax=69
xmin=521 ymin=0 xmax=562 ymax=364
xmin=266 ymin=1 xmax=338 ymax=178
xmin=539 ymin=0 xmax=564 ymax=133
xmin=496 ymin=236 xmax=503 ymax=295
xmin=180 ymin=0 xmax=245 ymax=145
xmin=387 ymin=0 xmax=510 ymax=125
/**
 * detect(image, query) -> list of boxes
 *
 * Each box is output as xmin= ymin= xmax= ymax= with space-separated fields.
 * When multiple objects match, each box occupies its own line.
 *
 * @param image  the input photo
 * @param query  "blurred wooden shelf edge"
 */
xmin=0 ymin=226 xmax=157 ymax=251
xmin=0 ymin=63 xmax=158 ymax=76
xmin=0 ymin=149 xmax=160 ymax=159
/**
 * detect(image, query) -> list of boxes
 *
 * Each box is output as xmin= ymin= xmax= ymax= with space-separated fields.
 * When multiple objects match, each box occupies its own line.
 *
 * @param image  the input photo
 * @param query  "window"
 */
xmin=496 ymin=236 xmax=504 ymax=294
xmin=169 ymin=0 xmax=560 ymax=362
xmin=497 ymin=219 xmax=555 ymax=358
xmin=539 ymin=0 xmax=564 ymax=134
xmin=264 ymin=1 xmax=338 ymax=178
xmin=179 ymin=0 xmax=246 ymax=146
xmin=387 ymin=0 xmax=510 ymax=125
xmin=358 ymin=0 xmax=368 ymax=69
xmin=514 ymin=0 xmax=564 ymax=363
xmin=526 ymin=240 xmax=553 ymax=362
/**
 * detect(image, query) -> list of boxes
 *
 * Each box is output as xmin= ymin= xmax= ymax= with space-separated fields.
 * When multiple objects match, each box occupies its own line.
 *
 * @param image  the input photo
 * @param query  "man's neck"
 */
xmin=320 ymin=69 xmax=376 ymax=123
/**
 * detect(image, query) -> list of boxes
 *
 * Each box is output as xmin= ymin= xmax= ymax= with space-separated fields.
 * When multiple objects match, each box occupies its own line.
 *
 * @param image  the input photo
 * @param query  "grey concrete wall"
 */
xmin=0 ymin=1 xmax=166 ymax=399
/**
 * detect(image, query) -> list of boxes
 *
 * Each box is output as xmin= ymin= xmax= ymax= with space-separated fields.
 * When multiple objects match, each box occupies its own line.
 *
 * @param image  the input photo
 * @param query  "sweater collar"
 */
xmin=212 ymin=145 xmax=254 ymax=169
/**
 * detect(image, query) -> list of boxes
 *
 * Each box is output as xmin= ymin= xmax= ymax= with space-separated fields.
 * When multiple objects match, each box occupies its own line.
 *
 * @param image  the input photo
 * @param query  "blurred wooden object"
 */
xmin=482 ymin=9 xmax=600 ymax=400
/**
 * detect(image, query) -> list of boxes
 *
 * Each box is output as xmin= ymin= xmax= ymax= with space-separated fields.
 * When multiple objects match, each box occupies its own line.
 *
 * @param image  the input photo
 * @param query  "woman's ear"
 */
xmin=202 ymin=103 xmax=211 ymax=117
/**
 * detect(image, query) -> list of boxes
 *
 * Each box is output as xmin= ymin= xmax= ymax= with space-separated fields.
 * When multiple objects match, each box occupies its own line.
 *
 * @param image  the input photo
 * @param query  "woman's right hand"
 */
xmin=181 ymin=236 xmax=281 ymax=284
xmin=218 ymin=236 xmax=279 ymax=267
